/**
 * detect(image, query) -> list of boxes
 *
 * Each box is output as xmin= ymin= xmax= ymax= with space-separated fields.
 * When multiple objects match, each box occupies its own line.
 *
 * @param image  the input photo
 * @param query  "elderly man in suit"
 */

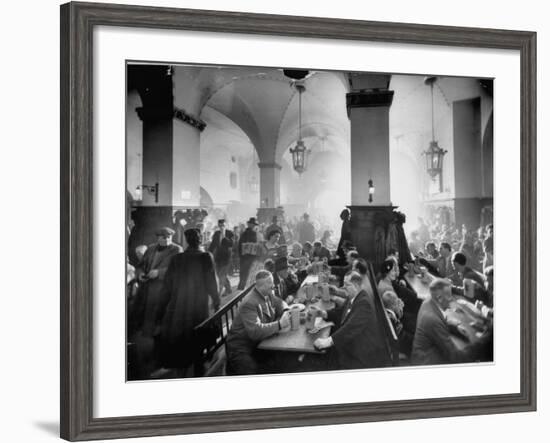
xmin=313 ymin=271 xmax=391 ymax=370
xmin=131 ymin=227 xmax=183 ymax=338
xmin=226 ymin=270 xmax=291 ymax=375
xmin=411 ymin=278 xmax=487 ymax=365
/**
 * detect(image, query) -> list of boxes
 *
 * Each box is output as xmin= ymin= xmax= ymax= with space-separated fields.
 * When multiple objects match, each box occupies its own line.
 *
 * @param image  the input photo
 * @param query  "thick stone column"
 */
xmin=346 ymin=75 xmax=403 ymax=266
xmin=172 ymin=111 xmax=203 ymax=207
xmin=257 ymin=161 xmax=282 ymax=223
xmin=347 ymin=87 xmax=394 ymax=205
xmin=128 ymin=65 xmax=206 ymax=252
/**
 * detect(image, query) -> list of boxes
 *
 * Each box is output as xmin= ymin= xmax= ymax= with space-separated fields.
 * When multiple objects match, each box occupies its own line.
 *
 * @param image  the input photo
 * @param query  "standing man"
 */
xmin=226 ymin=271 xmax=291 ymax=375
xmin=297 ymin=213 xmax=315 ymax=245
xmin=336 ymin=209 xmax=352 ymax=260
xmin=314 ymin=272 xmax=391 ymax=369
xmin=215 ymin=230 xmax=235 ymax=297
xmin=208 ymin=219 xmax=226 ymax=257
xmin=155 ymin=228 xmax=220 ymax=377
xmin=238 ymin=217 xmax=260 ymax=290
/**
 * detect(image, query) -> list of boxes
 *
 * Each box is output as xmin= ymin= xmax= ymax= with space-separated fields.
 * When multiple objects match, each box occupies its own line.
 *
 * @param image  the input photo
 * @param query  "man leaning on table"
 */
xmin=411 ymin=278 xmax=489 ymax=365
xmin=226 ymin=270 xmax=291 ymax=375
xmin=313 ymin=271 xmax=391 ymax=370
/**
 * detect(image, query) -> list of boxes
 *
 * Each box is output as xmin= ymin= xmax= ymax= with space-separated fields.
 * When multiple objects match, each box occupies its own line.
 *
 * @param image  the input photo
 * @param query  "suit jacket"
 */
xmin=411 ymin=298 xmax=469 ymax=365
xmin=208 ymin=230 xmax=222 ymax=255
xmin=131 ymin=243 xmax=182 ymax=336
xmin=226 ymin=289 xmax=285 ymax=355
xmin=327 ymin=290 xmax=390 ymax=370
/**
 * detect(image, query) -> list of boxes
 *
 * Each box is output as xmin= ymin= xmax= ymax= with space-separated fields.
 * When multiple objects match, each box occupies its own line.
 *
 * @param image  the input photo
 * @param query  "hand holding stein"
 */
xmin=279 ymin=311 xmax=291 ymax=330
xmin=313 ymin=336 xmax=333 ymax=350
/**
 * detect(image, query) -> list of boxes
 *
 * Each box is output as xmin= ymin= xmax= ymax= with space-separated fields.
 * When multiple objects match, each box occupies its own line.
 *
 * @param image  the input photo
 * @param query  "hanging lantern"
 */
xmin=290 ymin=140 xmax=308 ymax=175
xmin=290 ymin=82 xmax=310 ymax=175
xmin=422 ymin=76 xmax=447 ymax=190
xmin=423 ymin=140 xmax=447 ymax=179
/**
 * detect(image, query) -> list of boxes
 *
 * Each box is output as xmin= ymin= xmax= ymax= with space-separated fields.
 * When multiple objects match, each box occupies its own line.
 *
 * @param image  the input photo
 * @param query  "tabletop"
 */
xmin=257 ymin=321 xmax=331 ymax=353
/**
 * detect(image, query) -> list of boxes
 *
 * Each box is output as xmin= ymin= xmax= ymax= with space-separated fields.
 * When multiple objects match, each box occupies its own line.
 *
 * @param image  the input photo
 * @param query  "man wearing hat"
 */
xmin=208 ymin=219 xmax=227 ymax=256
xmin=130 ymin=227 xmax=182 ymax=343
xmin=237 ymin=217 xmax=260 ymax=290
xmin=273 ymin=256 xmax=299 ymax=302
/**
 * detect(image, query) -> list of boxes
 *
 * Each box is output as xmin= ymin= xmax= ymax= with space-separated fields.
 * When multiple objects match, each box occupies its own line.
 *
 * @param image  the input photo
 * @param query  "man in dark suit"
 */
xmin=314 ymin=271 xmax=391 ymax=369
xmin=237 ymin=217 xmax=260 ymax=290
xmin=154 ymin=228 xmax=220 ymax=376
xmin=411 ymin=278 xmax=486 ymax=365
xmin=226 ymin=270 xmax=291 ymax=375
xmin=208 ymin=218 xmax=226 ymax=256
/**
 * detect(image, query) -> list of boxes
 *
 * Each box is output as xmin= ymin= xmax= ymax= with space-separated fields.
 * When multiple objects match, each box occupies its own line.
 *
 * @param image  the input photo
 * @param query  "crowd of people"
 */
xmin=126 ymin=209 xmax=494 ymax=379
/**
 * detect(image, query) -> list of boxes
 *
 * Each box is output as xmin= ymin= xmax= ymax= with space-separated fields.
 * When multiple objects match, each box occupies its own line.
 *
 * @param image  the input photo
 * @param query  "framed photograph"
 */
xmin=60 ymin=1 xmax=536 ymax=441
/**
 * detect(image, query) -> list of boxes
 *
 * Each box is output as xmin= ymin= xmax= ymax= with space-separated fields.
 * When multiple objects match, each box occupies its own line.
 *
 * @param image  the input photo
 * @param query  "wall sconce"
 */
xmin=136 ymin=182 xmax=159 ymax=203
xmin=368 ymin=179 xmax=375 ymax=203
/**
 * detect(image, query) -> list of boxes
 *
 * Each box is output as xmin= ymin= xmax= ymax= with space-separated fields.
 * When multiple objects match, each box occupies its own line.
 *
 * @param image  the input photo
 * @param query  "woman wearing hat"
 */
xmin=242 ymin=229 xmax=283 ymax=289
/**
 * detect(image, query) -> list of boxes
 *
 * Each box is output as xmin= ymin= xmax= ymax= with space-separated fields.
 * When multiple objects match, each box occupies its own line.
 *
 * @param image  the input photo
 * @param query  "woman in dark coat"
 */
xmin=155 ymin=229 xmax=220 ymax=374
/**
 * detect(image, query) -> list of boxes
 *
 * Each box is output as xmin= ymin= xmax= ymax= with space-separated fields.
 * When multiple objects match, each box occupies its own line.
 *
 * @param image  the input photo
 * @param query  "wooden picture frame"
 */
xmin=60 ymin=1 xmax=536 ymax=440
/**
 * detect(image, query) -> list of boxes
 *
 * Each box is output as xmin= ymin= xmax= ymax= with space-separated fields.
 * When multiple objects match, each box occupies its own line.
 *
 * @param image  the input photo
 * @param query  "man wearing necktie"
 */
xmin=226 ymin=270 xmax=291 ymax=375
xmin=314 ymin=271 xmax=391 ymax=370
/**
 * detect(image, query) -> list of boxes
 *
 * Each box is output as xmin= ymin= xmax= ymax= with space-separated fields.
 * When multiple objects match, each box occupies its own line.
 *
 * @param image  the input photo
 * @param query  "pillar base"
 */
xmin=348 ymin=205 xmax=405 ymax=268
xmin=256 ymin=207 xmax=285 ymax=225
xmin=128 ymin=206 xmax=174 ymax=263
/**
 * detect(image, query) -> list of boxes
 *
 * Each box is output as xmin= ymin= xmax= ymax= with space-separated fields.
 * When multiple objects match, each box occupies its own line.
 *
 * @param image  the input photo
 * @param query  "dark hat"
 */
xmin=380 ymin=259 xmax=396 ymax=275
xmin=275 ymin=256 xmax=289 ymax=272
xmin=155 ymin=227 xmax=175 ymax=237
xmin=247 ymin=217 xmax=259 ymax=225
xmin=218 ymin=219 xmax=226 ymax=224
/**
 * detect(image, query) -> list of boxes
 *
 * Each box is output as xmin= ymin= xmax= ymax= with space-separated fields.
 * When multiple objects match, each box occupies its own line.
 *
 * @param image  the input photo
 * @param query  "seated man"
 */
xmin=382 ymin=290 xmax=414 ymax=358
xmin=273 ymin=256 xmax=300 ymax=302
xmin=313 ymin=272 xmax=391 ymax=370
xmin=226 ymin=271 xmax=291 ymax=375
xmin=411 ymin=278 xmax=487 ymax=365
xmin=312 ymin=241 xmax=331 ymax=262
xmin=450 ymin=251 xmax=487 ymax=301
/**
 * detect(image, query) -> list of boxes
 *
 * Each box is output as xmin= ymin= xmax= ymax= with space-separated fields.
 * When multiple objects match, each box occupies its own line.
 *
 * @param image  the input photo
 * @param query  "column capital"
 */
xmin=257 ymin=161 xmax=282 ymax=170
xmin=135 ymin=106 xmax=173 ymax=122
xmin=136 ymin=106 xmax=207 ymax=132
xmin=173 ymin=106 xmax=207 ymax=132
xmin=346 ymin=89 xmax=394 ymax=115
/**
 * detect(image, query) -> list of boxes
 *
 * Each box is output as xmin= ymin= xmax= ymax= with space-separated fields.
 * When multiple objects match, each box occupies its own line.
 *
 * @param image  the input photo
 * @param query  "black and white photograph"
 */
xmin=125 ymin=63 xmax=495 ymax=380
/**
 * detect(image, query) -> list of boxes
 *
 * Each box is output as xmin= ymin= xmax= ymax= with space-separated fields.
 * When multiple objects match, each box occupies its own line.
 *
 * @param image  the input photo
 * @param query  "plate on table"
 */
xmin=307 ymin=320 xmax=334 ymax=335
xmin=290 ymin=303 xmax=306 ymax=311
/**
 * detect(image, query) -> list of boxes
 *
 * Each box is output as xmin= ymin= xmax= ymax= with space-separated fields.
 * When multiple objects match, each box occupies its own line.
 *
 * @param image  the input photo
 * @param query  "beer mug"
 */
xmin=463 ymin=278 xmax=475 ymax=299
xmin=305 ymin=306 xmax=319 ymax=330
xmin=320 ymin=283 xmax=330 ymax=303
xmin=290 ymin=306 xmax=301 ymax=331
